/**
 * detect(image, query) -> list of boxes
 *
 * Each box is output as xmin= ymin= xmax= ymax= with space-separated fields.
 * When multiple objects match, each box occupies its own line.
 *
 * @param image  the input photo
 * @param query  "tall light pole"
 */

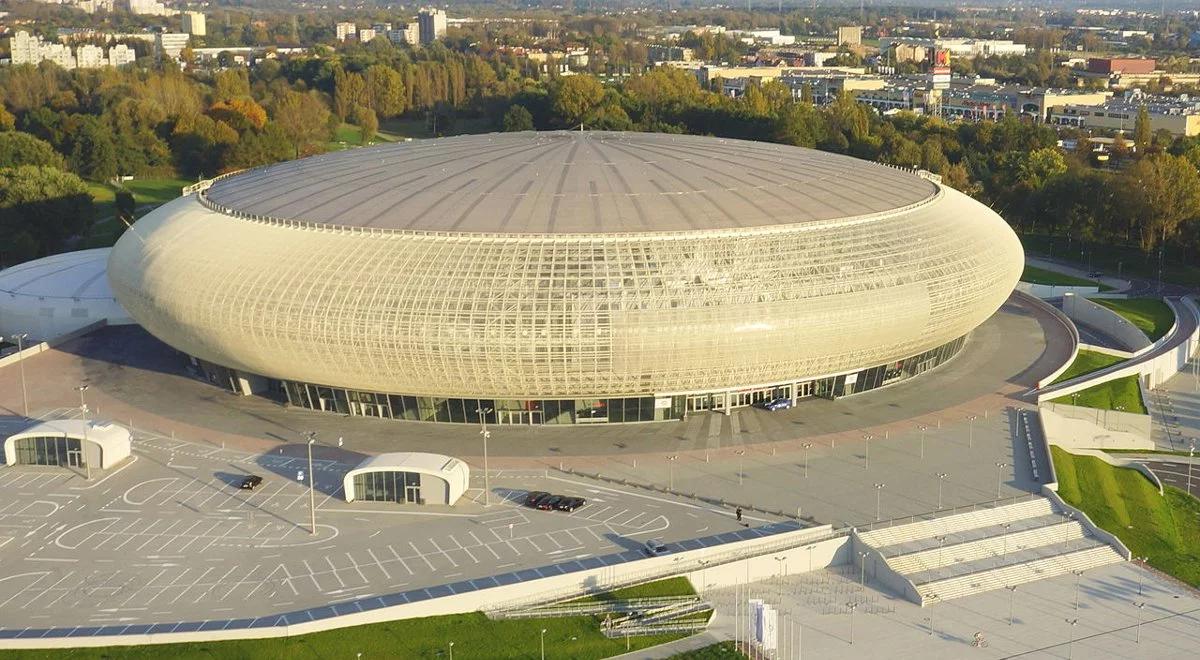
xmin=666 ymin=454 xmax=678 ymax=490
xmin=874 ymin=482 xmax=886 ymax=521
xmin=1136 ymin=556 xmax=1149 ymax=595
xmin=918 ymin=424 xmax=928 ymax=459
xmin=858 ymin=551 xmax=868 ymax=587
xmin=802 ymin=442 xmax=813 ymax=478
xmin=995 ymin=462 xmax=1008 ymax=498
xmin=936 ymin=472 xmax=949 ymax=510
xmin=448 ymin=641 xmax=454 ymax=660
xmin=935 ymin=535 xmax=946 ymax=569
xmin=540 ymin=628 xmax=547 ymax=660
xmin=735 ymin=449 xmax=746 ymax=486
xmin=477 ymin=407 xmax=492 ymax=507
xmin=927 ymin=594 xmax=939 ymax=635
xmin=76 ymin=384 xmax=90 ymax=480
xmin=1187 ymin=440 xmax=1196 ymax=497
xmin=305 ymin=431 xmax=317 ymax=535
xmin=847 ymin=601 xmax=857 ymax=645
xmin=1133 ymin=601 xmax=1145 ymax=643
xmin=1006 ymin=585 xmax=1017 ymax=625
xmin=1072 ymin=569 xmax=1083 ymax=610
xmin=967 ymin=414 xmax=978 ymax=448
xmin=10 ymin=333 xmax=29 ymax=416
xmin=1002 ymin=523 xmax=1011 ymax=558
xmin=806 ymin=544 xmax=815 ymax=572
xmin=862 ymin=434 xmax=873 ymax=470
xmin=774 ymin=555 xmax=786 ymax=602
xmin=1065 ymin=618 xmax=1078 ymax=659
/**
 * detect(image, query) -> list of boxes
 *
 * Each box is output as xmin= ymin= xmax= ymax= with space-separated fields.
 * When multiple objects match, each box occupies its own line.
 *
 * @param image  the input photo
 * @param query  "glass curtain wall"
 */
xmin=13 ymin=436 xmax=84 ymax=467
xmin=352 ymin=471 xmax=422 ymax=503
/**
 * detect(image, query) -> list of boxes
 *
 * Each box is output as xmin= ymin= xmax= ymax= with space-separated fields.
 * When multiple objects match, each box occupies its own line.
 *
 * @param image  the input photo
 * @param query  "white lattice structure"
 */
xmin=107 ymin=131 xmax=1022 ymax=424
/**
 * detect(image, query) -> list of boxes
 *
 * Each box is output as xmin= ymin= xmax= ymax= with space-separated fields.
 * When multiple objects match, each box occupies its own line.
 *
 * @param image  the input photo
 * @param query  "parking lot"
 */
xmin=0 ymin=411 xmax=778 ymax=631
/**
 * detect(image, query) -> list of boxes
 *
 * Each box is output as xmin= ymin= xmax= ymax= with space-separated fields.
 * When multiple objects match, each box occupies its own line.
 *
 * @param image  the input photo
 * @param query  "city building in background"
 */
xmin=107 ymin=132 xmax=1022 ymax=426
xmin=181 ymin=11 xmax=206 ymax=37
xmin=418 ymin=7 xmax=447 ymax=44
xmin=336 ymin=21 xmax=357 ymax=42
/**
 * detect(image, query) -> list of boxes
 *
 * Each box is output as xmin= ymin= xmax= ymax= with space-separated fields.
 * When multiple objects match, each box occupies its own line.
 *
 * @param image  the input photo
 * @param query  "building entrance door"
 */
xmin=498 ymin=410 xmax=542 ymax=424
xmin=66 ymin=449 xmax=84 ymax=468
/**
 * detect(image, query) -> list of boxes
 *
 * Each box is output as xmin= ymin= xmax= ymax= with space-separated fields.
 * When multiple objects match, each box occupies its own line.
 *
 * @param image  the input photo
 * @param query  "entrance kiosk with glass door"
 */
xmin=4 ymin=419 xmax=132 ymax=471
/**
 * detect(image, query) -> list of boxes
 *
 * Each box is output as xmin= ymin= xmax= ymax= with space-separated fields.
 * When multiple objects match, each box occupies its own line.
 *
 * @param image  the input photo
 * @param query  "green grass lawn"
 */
xmin=80 ymin=177 xmax=192 ymax=248
xmin=0 ymin=612 xmax=684 ymax=660
xmin=667 ymin=640 xmax=746 ymax=659
xmin=1052 ymin=447 xmax=1200 ymax=588
xmin=1021 ymin=265 xmax=1098 ymax=288
xmin=570 ymin=576 xmax=697 ymax=603
xmin=1019 ymin=232 xmax=1200 ymax=289
xmin=1091 ymin=298 xmax=1175 ymax=342
xmin=1049 ymin=349 xmax=1126 ymax=385
xmin=1052 ymin=374 xmax=1146 ymax=413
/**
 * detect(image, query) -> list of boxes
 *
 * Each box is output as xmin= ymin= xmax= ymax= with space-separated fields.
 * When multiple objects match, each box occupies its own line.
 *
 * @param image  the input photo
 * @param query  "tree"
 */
xmin=1124 ymin=153 xmax=1200 ymax=252
xmin=1017 ymin=147 xmax=1068 ymax=190
xmin=353 ymin=106 xmax=378 ymax=145
xmin=502 ymin=105 xmax=534 ymax=132
xmin=0 ymin=165 xmax=93 ymax=263
xmin=1133 ymin=105 xmax=1151 ymax=154
xmin=366 ymin=65 xmax=406 ymax=119
xmin=273 ymin=90 xmax=331 ymax=158
xmin=333 ymin=67 xmax=367 ymax=121
xmin=0 ymin=131 xmax=65 ymax=169
xmin=68 ymin=117 xmax=119 ymax=181
xmin=225 ymin=123 xmax=293 ymax=171
xmin=209 ymin=98 xmax=269 ymax=131
xmin=212 ymin=69 xmax=251 ymax=103
xmin=0 ymin=106 xmax=14 ymax=132
xmin=114 ymin=189 xmax=136 ymax=225
xmin=551 ymin=75 xmax=604 ymax=127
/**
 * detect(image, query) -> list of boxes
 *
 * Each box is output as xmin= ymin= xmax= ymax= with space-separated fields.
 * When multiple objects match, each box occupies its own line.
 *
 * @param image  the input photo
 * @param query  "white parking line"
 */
xmin=388 ymin=545 xmax=414 ymax=575
xmin=428 ymin=538 xmax=458 ymax=568
xmin=449 ymin=535 xmax=479 ymax=563
xmin=366 ymin=549 xmax=392 ymax=580
xmin=324 ymin=556 xmax=347 ymax=588
xmin=409 ymin=542 xmax=436 ymax=571
xmin=469 ymin=531 xmax=500 ymax=560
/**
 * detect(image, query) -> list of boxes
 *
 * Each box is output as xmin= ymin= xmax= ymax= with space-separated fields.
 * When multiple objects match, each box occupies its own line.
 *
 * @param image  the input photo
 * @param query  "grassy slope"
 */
xmin=1052 ymin=374 xmax=1147 ymax=413
xmin=81 ymin=177 xmax=193 ymax=248
xmin=1049 ymin=349 xmax=1126 ymax=385
xmin=1092 ymin=298 xmax=1175 ymax=342
xmin=0 ymin=612 xmax=682 ymax=660
xmin=1052 ymin=447 xmax=1200 ymax=587
xmin=1020 ymin=265 xmax=1097 ymax=288
xmin=570 ymin=576 xmax=697 ymax=604
xmin=666 ymin=640 xmax=747 ymax=659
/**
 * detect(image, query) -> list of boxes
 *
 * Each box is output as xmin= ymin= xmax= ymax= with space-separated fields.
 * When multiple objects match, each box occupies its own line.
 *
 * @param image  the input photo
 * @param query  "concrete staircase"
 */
xmin=857 ymin=497 xmax=1125 ymax=605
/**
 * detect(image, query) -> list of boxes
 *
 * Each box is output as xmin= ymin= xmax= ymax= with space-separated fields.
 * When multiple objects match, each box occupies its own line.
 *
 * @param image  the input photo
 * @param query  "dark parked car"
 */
xmin=240 ymin=474 xmax=263 ymax=490
xmin=536 ymin=495 xmax=564 ymax=511
xmin=553 ymin=496 xmax=586 ymax=512
xmin=524 ymin=491 xmax=551 ymax=508
xmin=762 ymin=397 xmax=792 ymax=411
xmin=643 ymin=538 xmax=669 ymax=556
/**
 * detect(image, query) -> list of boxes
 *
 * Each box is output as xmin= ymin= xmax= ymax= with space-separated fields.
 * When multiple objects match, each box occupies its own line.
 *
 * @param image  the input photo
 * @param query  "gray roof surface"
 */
xmin=205 ymin=131 xmax=937 ymax=234
xmin=0 ymin=248 xmax=113 ymax=300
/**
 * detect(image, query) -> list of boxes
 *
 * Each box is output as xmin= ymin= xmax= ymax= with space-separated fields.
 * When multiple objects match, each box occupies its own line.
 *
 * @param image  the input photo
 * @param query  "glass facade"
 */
xmin=12 ymin=436 xmax=85 ymax=467
xmin=269 ymin=335 xmax=966 ymax=425
xmin=352 ymin=471 xmax=422 ymax=503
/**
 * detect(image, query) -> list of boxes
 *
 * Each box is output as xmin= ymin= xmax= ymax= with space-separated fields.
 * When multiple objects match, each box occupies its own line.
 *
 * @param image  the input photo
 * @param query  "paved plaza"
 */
xmin=619 ymin=561 xmax=1198 ymax=659
xmin=0 ymin=412 xmax=767 ymax=632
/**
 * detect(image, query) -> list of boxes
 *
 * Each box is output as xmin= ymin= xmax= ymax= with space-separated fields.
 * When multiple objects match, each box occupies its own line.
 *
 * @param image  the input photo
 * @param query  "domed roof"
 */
xmin=203 ymin=131 xmax=939 ymax=234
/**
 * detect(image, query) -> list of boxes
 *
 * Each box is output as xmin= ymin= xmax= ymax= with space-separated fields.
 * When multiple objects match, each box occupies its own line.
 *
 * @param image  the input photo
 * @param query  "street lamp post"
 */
xmin=540 ymin=628 xmax=547 ymax=660
xmin=858 ymin=551 xmax=868 ymax=587
xmin=1188 ymin=440 xmax=1196 ymax=496
xmin=774 ymin=556 xmax=787 ymax=602
xmin=1136 ymin=556 xmax=1148 ymax=595
xmin=477 ymin=407 xmax=492 ymax=507
xmin=936 ymin=472 xmax=949 ymax=510
xmin=862 ymin=434 xmax=873 ymax=470
xmin=935 ymin=535 xmax=946 ymax=569
xmin=306 ymin=431 xmax=318 ymax=534
xmin=1133 ymin=601 xmax=1145 ymax=643
xmin=918 ymin=424 xmax=928 ymax=459
xmin=802 ymin=442 xmax=813 ymax=478
xmin=1073 ymin=570 xmax=1083 ymax=610
xmin=448 ymin=641 xmax=454 ymax=660
xmin=667 ymin=454 xmax=678 ymax=491
xmin=1006 ymin=585 xmax=1017 ymax=625
xmin=847 ymin=602 xmax=857 ymax=645
xmin=736 ymin=449 xmax=746 ymax=486
xmin=995 ymin=462 xmax=1008 ymax=498
xmin=76 ymin=384 xmax=90 ymax=480
xmin=1002 ymin=523 xmax=1011 ymax=558
xmin=874 ymin=482 xmax=886 ymax=521
xmin=1065 ymin=618 xmax=1078 ymax=659
xmin=806 ymin=544 xmax=815 ymax=572
xmin=926 ymin=594 xmax=938 ymax=635
xmin=967 ymin=414 xmax=978 ymax=448
xmin=10 ymin=333 xmax=29 ymax=416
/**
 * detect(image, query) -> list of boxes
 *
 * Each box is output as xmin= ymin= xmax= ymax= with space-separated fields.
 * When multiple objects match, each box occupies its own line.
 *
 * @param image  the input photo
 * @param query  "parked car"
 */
xmin=1087 ymin=271 xmax=1104 ymax=279
xmin=643 ymin=538 xmax=669 ymax=556
xmin=762 ymin=397 xmax=792 ymax=411
xmin=553 ymin=496 xmax=586 ymax=512
xmin=524 ymin=491 xmax=551 ymax=508
xmin=536 ymin=495 xmax=564 ymax=511
xmin=240 ymin=474 xmax=263 ymax=490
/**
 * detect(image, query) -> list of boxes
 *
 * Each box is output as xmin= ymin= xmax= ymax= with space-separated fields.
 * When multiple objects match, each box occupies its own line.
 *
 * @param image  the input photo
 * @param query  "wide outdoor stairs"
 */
xmin=857 ymin=497 xmax=1124 ymax=605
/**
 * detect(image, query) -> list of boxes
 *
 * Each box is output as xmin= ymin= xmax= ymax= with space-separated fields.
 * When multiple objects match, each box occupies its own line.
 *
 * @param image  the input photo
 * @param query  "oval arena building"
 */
xmin=107 ymin=131 xmax=1023 ymax=426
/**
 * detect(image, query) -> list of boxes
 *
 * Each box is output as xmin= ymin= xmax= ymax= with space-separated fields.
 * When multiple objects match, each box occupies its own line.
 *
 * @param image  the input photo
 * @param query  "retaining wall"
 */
xmin=1038 ymin=402 xmax=1153 ymax=450
xmin=1013 ymin=290 xmax=1080 ymax=390
xmin=1016 ymin=282 xmax=1099 ymax=299
xmin=1062 ymin=293 xmax=1152 ymax=353
xmin=1041 ymin=485 xmax=1132 ymax=561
